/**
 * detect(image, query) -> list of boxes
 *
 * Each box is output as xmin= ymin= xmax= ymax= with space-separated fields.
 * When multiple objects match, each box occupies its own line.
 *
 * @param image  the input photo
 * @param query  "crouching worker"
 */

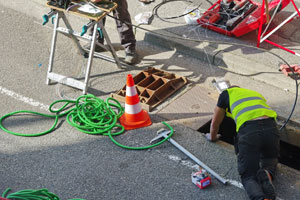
xmin=207 ymin=86 xmax=280 ymax=200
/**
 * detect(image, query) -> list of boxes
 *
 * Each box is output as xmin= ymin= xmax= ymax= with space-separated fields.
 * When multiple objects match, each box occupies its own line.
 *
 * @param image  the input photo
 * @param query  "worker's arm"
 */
xmin=209 ymin=106 xmax=225 ymax=141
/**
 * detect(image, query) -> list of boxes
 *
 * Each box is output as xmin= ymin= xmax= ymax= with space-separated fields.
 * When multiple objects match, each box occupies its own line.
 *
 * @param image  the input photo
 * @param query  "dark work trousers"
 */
xmin=91 ymin=0 xmax=136 ymax=53
xmin=235 ymin=118 xmax=280 ymax=200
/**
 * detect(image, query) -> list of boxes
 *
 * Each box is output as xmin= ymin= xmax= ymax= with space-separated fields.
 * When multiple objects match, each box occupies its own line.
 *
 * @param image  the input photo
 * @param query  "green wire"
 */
xmin=0 ymin=95 xmax=123 ymax=137
xmin=108 ymin=121 xmax=174 ymax=150
xmin=1 ymin=188 xmax=85 ymax=200
xmin=65 ymin=95 xmax=124 ymax=136
xmin=0 ymin=94 xmax=174 ymax=150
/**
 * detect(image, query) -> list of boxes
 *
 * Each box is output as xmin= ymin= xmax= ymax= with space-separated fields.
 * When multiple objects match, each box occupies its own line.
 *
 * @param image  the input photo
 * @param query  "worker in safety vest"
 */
xmin=206 ymin=86 xmax=279 ymax=200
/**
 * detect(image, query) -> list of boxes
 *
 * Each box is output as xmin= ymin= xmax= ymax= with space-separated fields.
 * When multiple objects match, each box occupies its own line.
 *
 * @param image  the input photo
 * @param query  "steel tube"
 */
xmin=167 ymin=137 xmax=228 ymax=185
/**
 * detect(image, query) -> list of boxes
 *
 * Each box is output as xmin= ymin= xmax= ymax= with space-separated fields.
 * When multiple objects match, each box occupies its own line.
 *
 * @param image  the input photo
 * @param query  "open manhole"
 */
xmin=198 ymin=117 xmax=300 ymax=171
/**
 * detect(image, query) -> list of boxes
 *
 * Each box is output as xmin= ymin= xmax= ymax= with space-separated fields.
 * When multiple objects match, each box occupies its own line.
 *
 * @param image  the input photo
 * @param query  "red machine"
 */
xmin=197 ymin=0 xmax=291 ymax=37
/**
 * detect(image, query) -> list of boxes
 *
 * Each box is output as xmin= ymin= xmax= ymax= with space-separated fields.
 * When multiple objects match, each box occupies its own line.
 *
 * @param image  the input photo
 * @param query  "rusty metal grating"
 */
xmin=111 ymin=67 xmax=188 ymax=111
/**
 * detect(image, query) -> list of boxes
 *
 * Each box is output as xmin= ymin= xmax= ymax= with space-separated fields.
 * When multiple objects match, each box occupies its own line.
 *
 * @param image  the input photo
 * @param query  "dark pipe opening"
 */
xmin=198 ymin=117 xmax=300 ymax=171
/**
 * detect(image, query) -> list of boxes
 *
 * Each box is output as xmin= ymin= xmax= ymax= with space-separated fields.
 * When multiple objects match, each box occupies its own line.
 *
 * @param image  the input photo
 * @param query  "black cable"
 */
xmin=152 ymin=0 xmax=201 ymax=23
xmin=107 ymin=5 xmax=299 ymax=130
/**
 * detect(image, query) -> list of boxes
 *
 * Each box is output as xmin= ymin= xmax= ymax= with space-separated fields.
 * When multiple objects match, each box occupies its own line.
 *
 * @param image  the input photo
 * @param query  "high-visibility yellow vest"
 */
xmin=226 ymin=87 xmax=277 ymax=132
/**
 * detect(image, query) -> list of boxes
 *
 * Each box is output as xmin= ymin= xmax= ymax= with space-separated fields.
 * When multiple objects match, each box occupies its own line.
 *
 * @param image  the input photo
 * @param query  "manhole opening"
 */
xmin=198 ymin=117 xmax=300 ymax=171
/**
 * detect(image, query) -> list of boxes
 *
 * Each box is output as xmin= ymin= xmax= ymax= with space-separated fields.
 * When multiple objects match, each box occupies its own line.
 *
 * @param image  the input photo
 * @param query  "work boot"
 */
xmin=124 ymin=49 xmax=138 ymax=65
xmin=257 ymin=169 xmax=276 ymax=200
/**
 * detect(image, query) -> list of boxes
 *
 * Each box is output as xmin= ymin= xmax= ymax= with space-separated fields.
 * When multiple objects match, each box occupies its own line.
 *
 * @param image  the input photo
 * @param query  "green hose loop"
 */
xmin=1 ymin=188 xmax=85 ymax=200
xmin=0 ymin=95 xmax=124 ymax=137
xmin=65 ymin=95 xmax=124 ymax=136
xmin=49 ymin=99 xmax=76 ymax=117
xmin=0 ymin=95 xmax=174 ymax=151
xmin=0 ymin=99 xmax=77 ymax=137
xmin=0 ymin=110 xmax=59 ymax=137
xmin=107 ymin=121 xmax=174 ymax=150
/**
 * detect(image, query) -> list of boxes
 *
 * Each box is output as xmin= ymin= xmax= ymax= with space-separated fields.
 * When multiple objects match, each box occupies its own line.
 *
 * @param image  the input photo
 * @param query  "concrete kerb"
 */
xmin=143 ymin=29 xmax=299 ymax=94
xmin=12 ymin=0 xmax=297 ymax=95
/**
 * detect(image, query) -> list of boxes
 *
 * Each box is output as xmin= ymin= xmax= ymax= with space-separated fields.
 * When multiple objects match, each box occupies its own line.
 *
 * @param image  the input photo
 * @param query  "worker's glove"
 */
xmin=205 ymin=133 xmax=221 ymax=142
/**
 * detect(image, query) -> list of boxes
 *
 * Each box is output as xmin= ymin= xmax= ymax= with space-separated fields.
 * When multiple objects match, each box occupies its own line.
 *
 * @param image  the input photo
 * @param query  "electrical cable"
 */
xmin=153 ymin=0 xmax=201 ymax=19
xmin=152 ymin=0 xmax=201 ymax=24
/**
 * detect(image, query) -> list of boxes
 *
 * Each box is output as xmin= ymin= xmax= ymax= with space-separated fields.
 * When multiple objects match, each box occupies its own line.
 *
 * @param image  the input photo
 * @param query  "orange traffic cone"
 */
xmin=119 ymin=74 xmax=152 ymax=130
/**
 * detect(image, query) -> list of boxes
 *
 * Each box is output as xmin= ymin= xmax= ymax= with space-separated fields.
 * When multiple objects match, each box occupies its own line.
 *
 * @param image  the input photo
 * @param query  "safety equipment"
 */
xmin=226 ymin=87 xmax=277 ymax=132
xmin=119 ymin=74 xmax=152 ymax=130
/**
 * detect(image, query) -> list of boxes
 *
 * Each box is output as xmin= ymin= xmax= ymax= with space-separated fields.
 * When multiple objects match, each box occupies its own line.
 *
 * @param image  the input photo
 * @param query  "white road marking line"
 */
xmin=168 ymin=155 xmax=200 ymax=170
xmin=0 ymin=86 xmax=49 ymax=111
xmin=168 ymin=155 xmax=244 ymax=189
xmin=168 ymin=154 xmax=285 ymax=199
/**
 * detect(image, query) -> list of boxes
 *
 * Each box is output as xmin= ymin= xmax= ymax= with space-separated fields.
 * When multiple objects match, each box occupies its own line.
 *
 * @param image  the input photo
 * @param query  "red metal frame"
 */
xmin=197 ymin=0 xmax=291 ymax=37
xmin=197 ymin=0 xmax=300 ymax=56
xmin=257 ymin=0 xmax=300 ymax=57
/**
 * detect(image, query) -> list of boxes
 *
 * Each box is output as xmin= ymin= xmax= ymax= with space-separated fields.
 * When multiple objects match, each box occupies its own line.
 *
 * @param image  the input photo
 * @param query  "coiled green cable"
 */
xmin=0 ymin=94 xmax=174 ymax=150
xmin=1 ymin=188 xmax=85 ymax=200
xmin=65 ymin=95 xmax=124 ymax=136
xmin=0 ymin=94 xmax=124 ymax=137
xmin=0 ymin=99 xmax=76 ymax=137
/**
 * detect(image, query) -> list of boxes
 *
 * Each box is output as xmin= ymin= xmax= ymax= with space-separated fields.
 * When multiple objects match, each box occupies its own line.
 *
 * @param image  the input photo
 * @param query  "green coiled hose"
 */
xmin=0 ymin=94 xmax=123 ymax=137
xmin=1 ymin=188 xmax=85 ymax=200
xmin=0 ymin=94 xmax=174 ymax=150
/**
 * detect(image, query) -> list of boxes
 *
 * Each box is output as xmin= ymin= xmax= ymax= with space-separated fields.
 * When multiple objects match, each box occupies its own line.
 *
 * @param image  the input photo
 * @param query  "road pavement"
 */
xmin=1 ymin=1 xmax=300 ymax=200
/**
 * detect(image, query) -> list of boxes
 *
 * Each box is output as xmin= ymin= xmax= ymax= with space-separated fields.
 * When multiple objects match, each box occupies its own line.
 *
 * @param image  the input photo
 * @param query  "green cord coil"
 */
xmin=0 ymin=94 xmax=124 ymax=137
xmin=0 ymin=94 xmax=174 ymax=150
xmin=1 ymin=188 xmax=85 ymax=200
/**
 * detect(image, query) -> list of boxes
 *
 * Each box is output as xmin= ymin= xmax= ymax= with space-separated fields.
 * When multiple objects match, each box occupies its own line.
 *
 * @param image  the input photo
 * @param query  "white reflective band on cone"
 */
xmin=125 ymin=103 xmax=142 ymax=114
xmin=126 ymin=86 xmax=137 ymax=97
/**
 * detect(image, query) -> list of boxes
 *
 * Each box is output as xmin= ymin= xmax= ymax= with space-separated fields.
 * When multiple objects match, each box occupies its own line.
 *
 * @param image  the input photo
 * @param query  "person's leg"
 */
xmin=257 ymin=119 xmax=280 ymax=200
xmin=260 ymin=119 xmax=280 ymax=177
xmin=112 ymin=0 xmax=136 ymax=53
xmin=237 ymin=125 xmax=265 ymax=200
xmin=86 ymin=19 xmax=106 ymax=52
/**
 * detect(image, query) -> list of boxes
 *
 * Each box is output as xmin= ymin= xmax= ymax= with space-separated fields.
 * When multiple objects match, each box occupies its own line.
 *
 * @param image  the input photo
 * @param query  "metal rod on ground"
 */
xmin=151 ymin=130 xmax=228 ymax=185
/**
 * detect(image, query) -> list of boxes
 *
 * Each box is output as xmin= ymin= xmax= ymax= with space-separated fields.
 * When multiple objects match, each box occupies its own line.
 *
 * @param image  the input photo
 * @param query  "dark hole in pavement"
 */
xmin=198 ymin=117 xmax=300 ymax=171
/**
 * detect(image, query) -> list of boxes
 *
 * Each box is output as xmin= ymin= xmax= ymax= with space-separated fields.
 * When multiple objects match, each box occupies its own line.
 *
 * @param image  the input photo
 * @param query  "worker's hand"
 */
xmin=205 ymin=133 xmax=221 ymax=142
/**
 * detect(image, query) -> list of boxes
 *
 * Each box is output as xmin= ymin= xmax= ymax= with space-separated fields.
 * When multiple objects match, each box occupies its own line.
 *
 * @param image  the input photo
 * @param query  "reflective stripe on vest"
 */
xmin=234 ymin=104 xmax=272 ymax=122
xmin=231 ymin=96 xmax=264 ymax=112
